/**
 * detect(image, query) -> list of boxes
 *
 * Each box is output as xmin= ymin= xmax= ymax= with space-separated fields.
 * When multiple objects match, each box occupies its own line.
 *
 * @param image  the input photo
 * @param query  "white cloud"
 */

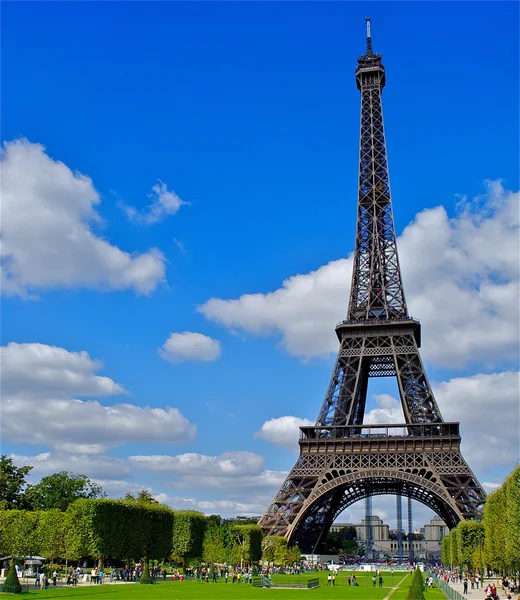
xmin=1 ymin=342 xmax=196 ymax=452
xmin=0 ymin=138 xmax=166 ymax=297
xmin=433 ymin=371 xmax=520 ymax=472
xmin=11 ymin=452 xmax=131 ymax=480
xmin=129 ymin=451 xmax=287 ymax=494
xmin=482 ymin=482 xmax=501 ymax=491
xmin=364 ymin=394 xmax=406 ymax=425
xmin=129 ymin=451 xmax=263 ymax=476
xmin=121 ymin=180 xmax=187 ymax=225
xmin=158 ymin=332 xmax=221 ymax=363
xmin=255 ymin=416 xmax=314 ymax=450
xmin=1 ymin=342 xmax=125 ymax=399
xmin=199 ymin=181 xmax=519 ymax=368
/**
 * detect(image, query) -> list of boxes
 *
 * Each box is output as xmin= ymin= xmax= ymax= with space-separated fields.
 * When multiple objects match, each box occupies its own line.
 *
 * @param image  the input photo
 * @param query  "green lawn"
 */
xmin=6 ymin=571 xmax=441 ymax=600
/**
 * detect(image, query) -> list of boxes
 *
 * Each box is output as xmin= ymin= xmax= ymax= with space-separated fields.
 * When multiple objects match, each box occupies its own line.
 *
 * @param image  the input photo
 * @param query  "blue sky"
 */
xmin=2 ymin=1 xmax=519 ymax=529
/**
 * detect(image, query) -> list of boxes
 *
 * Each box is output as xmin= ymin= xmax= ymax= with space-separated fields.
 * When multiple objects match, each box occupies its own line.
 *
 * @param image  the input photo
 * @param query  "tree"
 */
xmin=230 ymin=524 xmax=262 ymax=567
xmin=0 ymin=510 xmax=41 ymax=559
xmin=457 ymin=521 xmax=484 ymax=573
xmin=441 ymin=535 xmax=451 ymax=567
xmin=505 ymin=465 xmax=520 ymax=574
xmin=66 ymin=498 xmax=174 ymax=578
xmin=261 ymin=536 xmax=277 ymax=564
xmin=25 ymin=471 xmax=105 ymax=511
xmin=2 ymin=565 xmax=22 ymax=594
xmin=0 ymin=455 xmax=32 ymax=509
xmin=171 ymin=510 xmax=206 ymax=569
xmin=484 ymin=485 xmax=507 ymax=573
xmin=38 ymin=509 xmax=68 ymax=564
xmin=124 ymin=490 xmax=158 ymax=504
xmin=323 ymin=527 xmax=363 ymax=555
xmin=273 ymin=537 xmax=289 ymax=566
xmin=202 ymin=516 xmax=227 ymax=565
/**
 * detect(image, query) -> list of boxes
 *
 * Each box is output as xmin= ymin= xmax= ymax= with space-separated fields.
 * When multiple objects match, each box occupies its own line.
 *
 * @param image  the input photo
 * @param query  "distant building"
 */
xmin=331 ymin=515 xmax=447 ymax=560
xmin=356 ymin=516 xmax=390 ymax=542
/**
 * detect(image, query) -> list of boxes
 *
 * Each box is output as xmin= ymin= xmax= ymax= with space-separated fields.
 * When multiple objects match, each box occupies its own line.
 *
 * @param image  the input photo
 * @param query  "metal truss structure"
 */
xmin=259 ymin=19 xmax=486 ymax=553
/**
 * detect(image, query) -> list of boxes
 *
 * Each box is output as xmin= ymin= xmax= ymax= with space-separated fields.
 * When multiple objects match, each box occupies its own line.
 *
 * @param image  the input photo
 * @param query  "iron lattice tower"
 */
xmin=259 ymin=19 xmax=486 ymax=553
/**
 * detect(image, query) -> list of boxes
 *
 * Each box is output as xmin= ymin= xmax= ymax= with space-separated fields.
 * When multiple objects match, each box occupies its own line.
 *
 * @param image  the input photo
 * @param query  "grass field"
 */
xmin=6 ymin=571 xmax=447 ymax=599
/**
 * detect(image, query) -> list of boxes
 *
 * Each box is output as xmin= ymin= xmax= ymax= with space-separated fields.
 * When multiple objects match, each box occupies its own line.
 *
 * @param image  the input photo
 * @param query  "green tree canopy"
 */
xmin=505 ymin=465 xmax=520 ymax=573
xmin=66 ymin=499 xmax=174 ymax=572
xmin=25 ymin=471 xmax=105 ymax=511
xmin=230 ymin=523 xmax=262 ymax=566
xmin=37 ymin=509 xmax=68 ymax=563
xmin=0 ymin=510 xmax=41 ymax=559
xmin=171 ymin=510 xmax=206 ymax=569
xmin=202 ymin=515 xmax=228 ymax=565
xmin=0 ymin=455 xmax=32 ymax=510
xmin=124 ymin=490 xmax=158 ymax=504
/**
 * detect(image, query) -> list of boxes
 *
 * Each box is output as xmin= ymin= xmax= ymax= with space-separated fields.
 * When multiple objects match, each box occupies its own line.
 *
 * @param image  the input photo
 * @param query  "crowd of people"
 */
xmin=431 ymin=568 xmax=520 ymax=599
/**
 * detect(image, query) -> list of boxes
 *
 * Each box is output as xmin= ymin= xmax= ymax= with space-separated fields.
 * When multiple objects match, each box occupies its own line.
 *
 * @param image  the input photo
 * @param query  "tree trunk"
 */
xmin=140 ymin=552 xmax=153 ymax=584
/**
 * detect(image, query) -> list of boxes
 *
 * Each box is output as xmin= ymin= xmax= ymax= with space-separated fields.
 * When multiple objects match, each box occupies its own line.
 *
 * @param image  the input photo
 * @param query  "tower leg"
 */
xmin=397 ymin=495 xmax=403 ymax=564
xmin=408 ymin=497 xmax=414 ymax=565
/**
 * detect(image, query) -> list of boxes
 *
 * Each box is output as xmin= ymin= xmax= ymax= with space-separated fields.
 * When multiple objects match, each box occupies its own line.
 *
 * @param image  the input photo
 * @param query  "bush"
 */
xmin=2 ymin=562 xmax=22 ymax=594
xmin=406 ymin=568 xmax=425 ymax=600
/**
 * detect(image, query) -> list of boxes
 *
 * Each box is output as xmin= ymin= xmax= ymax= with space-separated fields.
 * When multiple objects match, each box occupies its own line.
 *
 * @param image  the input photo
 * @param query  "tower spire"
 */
xmin=365 ymin=17 xmax=373 ymax=56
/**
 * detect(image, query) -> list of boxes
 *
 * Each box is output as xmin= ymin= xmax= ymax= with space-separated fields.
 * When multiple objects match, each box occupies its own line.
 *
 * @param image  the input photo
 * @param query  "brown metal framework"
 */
xmin=259 ymin=19 xmax=486 ymax=553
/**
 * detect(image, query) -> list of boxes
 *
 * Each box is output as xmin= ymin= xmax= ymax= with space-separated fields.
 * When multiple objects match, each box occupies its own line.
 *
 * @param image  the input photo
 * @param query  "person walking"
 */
xmin=463 ymin=577 xmax=468 ymax=594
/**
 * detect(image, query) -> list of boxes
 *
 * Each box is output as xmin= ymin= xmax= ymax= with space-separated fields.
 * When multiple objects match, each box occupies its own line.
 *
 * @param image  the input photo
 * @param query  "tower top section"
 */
xmin=356 ymin=17 xmax=386 ymax=90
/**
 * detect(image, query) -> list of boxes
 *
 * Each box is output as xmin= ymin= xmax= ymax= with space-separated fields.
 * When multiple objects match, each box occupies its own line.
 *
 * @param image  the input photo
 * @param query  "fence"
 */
xmin=430 ymin=574 xmax=466 ymax=600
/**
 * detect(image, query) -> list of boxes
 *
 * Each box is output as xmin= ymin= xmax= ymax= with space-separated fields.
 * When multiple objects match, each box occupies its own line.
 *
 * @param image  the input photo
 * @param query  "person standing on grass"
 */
xmin=373 ymin=574 xmax=377 ymax=587
xmin=379 ymin=575 xmax=383 ymax=587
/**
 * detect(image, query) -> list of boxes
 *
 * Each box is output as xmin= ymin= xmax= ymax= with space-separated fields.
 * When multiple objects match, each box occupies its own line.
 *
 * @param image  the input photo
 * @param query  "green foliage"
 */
xmin=273 ymin=537 xmax=289 ymax=566
xmin=0 ymin=455 xmax=32 ymax=510
xmin=322 ymin=526 xmax=363 ymax=554
xmin=0 ymin=510 xmax=41 ymax=558
xmin=25 ymin=471 xmax=105 ymax=511
xmin=171 ymin=510 xmax=206 ymax=567
xmin=2 ymin=560 xmax=22 ymax=594
xmin=37 ymin=509 xmax=68 ymax=562
xmin=124 ymin=490 xmax=159 ymax=504
xmin=261 ymin=536 xmax=300 ymax=566
xmin=261 ymin=536 xmax=277 ymax=563
xmin=441 ymin=535 xmax=451 ymax=566
xmin=202 ymin=515 xmax=227 ymax=564
xmin=456 ymin=520 xmax=484 ymax=573
xmin=66 ymin=499 xmax=174 ymax=566
xmin=287 ymin=544 xmax=301 ymax=564
xmin=406 ymin=567 xmax=425 ymax=600
xmin=484 ymin=483 xmax=507 ymax=572
xmin=230 ymin=523 xmax=262 ymax=565
xmin=505 ymin=465 xmax=520 ymax=572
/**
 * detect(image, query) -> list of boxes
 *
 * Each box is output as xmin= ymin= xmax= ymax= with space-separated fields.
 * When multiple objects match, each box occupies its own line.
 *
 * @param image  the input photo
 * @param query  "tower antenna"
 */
xmin=365 ymin=17 xmax=373 ymax=55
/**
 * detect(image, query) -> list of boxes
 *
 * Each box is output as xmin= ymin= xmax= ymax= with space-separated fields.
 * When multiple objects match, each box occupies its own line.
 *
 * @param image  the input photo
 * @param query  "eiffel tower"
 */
xmin=259 ymin=19 xmax=486 ymax=553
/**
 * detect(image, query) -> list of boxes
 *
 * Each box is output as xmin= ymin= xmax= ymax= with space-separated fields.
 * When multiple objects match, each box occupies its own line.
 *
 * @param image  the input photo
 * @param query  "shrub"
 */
xmin=406 ymin=568 xmax=425 ymax=600
xmin=2 ymin=562 xmax=22 ymax=594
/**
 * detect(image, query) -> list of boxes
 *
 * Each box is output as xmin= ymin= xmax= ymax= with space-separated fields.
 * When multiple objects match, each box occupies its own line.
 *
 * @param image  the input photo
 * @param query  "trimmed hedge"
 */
xmin=66 ymin=499 xmax=174 ymax=571
xmin=2 ymin=562 xmax=22 ymax=594
xmin=406 ymin=567 xmax=425 ymax=600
